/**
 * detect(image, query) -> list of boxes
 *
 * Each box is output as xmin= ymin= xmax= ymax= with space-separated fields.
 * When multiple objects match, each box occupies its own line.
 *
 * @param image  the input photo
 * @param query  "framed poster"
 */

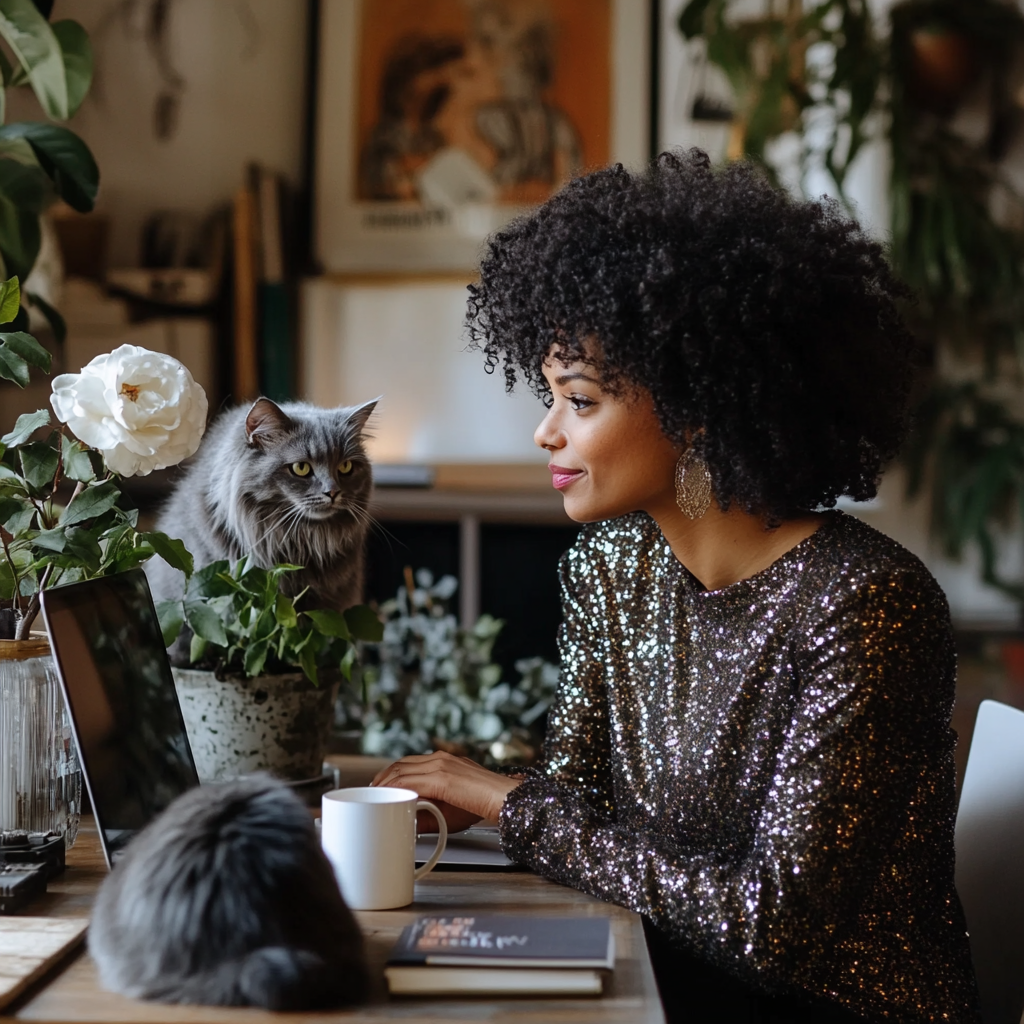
xmin=315 ymin=0 xmax=652 ymax=272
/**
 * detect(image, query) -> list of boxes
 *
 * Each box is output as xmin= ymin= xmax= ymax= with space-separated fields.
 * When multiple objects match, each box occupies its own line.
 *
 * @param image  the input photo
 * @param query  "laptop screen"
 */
xmin=41 ymin=569 xmax=199 ymax=864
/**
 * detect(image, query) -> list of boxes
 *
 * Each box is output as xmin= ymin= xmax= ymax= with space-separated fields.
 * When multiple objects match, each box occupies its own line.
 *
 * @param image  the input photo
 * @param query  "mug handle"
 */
xmin=414 ymin=801 xmax=448 ymax=880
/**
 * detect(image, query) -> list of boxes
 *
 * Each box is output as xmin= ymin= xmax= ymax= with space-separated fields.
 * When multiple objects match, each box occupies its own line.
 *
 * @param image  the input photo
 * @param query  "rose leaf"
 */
xmin=60 ymin=434 xmax=94 ymax=483
xmin=60 ymin=480 xmax=119 ymax=525
xmin=1 ymin=407 xmax=50 ymax=447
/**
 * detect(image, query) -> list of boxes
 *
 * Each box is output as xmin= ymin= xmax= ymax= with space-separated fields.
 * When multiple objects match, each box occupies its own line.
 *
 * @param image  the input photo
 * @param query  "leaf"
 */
xmin=243 ymin=637 xmax=271 ymax=678
xmin=0 ymin=340 xmax=27 ymax=385
xmin=60 ymin=433 xmax=94 ymax=482
xmin=344 ymin=604 xmax=384 ymax=642
xmin=0 ymin=407 xmax=48 ymax=445
xmin=339 ymin=643 xmax=357 ymax=681
xmin=298 ymin=642 xmax=319 ymax=687
xmin=61 ymin=480 xmax=119 ymax=525
xmin=63 ymin=525 xmax=101 ymax=571
xmin=31 ymin=525 xmax=64 ymax=552
xmin=0 ymin=123 xmax=98 ymax=212
xmin=0 ymin=274 xmax=19 ymax=323
xmin=0 ymin=556 xmax=15 ymax=601
xmin=184 ymin=599 xmax=229 ymax=647
xmin=0 ymin=159 xmax=46 ymax=280
xmin=0 ymin=493 xmax=23 ymax=524
xmin=274 ymin=592 xmax=297 ymax=628
xmin=51 ymin=20 xmax=92 ymax=119
xmin=305 ymin=608 xmax=350 ymax=640
xmin=186 ymin=559 xmax=232 ymax=599
xmin=0 ymin=0 xmax=69 ymax=120
xmin=189 ymin=632 xmax=207 ymax=664
xmin=139 ymin=531 xmax=193 ymax=577
xmin=0 ymin=330 xmax=49 ymax=371
xmin=3 ymin=503 xmax=32 ymax=532
xmin=155 ymin=600 xmax=185 ymax=647
xmin=26 ymin=290 xmax=65 ymax=342
xmin=18 ymin=438 xmax=57 ymax=490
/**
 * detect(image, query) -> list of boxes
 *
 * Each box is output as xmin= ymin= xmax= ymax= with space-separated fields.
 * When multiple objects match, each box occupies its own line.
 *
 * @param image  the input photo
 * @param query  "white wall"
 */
xmin=10 ymin=0 xmax=309 ymax=268
xmin=301 ymin=279 xmax=547 ymax=463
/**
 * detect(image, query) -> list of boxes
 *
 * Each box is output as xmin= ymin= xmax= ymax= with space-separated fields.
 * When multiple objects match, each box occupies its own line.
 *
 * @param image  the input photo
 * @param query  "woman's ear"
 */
xmin=245 ymin=398 xmax=293 ymax=448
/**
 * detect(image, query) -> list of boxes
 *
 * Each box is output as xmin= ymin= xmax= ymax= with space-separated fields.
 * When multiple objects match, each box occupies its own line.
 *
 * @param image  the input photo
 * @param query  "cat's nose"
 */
xmin=325 ymin=487 xmax=339 ymax=501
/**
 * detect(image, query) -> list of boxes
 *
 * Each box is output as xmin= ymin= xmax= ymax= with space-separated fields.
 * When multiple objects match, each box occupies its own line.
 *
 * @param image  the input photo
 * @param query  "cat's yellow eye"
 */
xmin=290 ymin=461 xmax=311 ymax=477
xmin=338 ymin=459 xmax=353 ymax=475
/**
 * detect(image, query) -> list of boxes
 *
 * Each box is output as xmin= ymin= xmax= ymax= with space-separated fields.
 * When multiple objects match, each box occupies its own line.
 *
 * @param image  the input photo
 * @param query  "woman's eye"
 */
xmin=338 ymin=459 xmax=353 ymax=475
xmin=290 ymin=462 xmax=311 ymax=477
xmin=569 ymin=395 xmax=594 ymax=411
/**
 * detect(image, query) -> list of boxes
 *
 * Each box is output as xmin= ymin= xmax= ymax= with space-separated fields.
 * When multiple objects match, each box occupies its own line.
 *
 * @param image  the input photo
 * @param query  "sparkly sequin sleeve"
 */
xmin=498 ymin=516 xmax=977 ymax=1019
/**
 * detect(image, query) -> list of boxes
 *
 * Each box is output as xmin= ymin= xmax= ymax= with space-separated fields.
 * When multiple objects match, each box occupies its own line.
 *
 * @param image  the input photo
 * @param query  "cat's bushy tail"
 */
xmin=145 ymin=946 xmax=366 ymax=1010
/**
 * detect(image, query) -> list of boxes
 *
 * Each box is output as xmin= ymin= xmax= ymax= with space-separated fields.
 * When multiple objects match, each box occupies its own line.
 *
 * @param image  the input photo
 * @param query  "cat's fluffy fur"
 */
xmin=146 ymin=398 xmax=376 ymax=611
xmin=88 ymin=775 xmax=369 ymax=1009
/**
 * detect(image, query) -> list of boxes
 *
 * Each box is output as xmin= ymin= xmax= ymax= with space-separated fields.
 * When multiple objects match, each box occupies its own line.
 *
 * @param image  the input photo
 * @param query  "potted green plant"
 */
xmin=156 ymin=557 xmax=384 ymax=783
xmin=343 ymin=568 xmax=559 ymax=766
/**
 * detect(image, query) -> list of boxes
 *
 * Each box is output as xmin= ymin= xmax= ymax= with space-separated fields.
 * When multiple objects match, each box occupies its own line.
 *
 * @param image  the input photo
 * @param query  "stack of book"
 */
xmin=384 ymin=914 xmax=614 ymax=996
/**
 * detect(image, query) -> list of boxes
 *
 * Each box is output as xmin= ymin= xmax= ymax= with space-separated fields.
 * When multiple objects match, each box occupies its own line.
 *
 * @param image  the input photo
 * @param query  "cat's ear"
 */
xmin=345 ymin=396 xmax=380 ymax=435
xmin=245 ymin=398 xmax=293 ymax=448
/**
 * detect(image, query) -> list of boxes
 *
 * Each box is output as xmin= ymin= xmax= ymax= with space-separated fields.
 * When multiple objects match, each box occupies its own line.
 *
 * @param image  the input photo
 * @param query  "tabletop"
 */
xmin=7 ymin=819 xmax=665 ymax=1024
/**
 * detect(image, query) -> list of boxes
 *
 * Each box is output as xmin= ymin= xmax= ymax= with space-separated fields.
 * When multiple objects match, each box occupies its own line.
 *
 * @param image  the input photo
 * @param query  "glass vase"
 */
xmin=0 ymin=633 xmax=81 ymax=847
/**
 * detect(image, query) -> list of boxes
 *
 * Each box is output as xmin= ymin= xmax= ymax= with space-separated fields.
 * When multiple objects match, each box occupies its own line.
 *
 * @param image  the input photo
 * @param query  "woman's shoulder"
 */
xmin=810 ymin=512 xmax=951 ymax=622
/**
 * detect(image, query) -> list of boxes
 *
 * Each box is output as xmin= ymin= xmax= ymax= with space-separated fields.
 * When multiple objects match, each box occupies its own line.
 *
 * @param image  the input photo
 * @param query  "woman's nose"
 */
xmin=534 ymin=407 xmax=563 ymax=451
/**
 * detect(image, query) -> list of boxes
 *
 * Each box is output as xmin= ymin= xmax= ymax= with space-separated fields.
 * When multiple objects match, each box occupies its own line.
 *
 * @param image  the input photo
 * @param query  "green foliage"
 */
xmin=159 ymin=557 xmax=383 ymax=686
xmin=0 ymin=1 xmax=96 ymax=284
xmin=0 ymin=411 xmax=191 ymax=636
xmin=678 ymin=0 xmax=881 ymax=198
xmin=346 ymin=569 xmax=559 ymax=766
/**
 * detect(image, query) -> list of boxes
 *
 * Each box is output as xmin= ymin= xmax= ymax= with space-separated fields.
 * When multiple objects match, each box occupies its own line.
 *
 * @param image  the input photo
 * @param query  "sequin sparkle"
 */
xmin=498 ymin=511 xmax=979 ymax=1023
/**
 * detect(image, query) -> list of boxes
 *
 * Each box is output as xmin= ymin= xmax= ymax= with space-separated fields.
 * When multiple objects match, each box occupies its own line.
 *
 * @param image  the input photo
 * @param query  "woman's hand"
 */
xmin=371 ymin=751 xmax=522 ymax=833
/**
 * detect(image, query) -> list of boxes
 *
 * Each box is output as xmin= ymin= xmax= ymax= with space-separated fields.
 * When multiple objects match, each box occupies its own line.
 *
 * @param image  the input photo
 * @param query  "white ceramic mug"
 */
xmin=320 ymin=786 xmax=448 ymax=910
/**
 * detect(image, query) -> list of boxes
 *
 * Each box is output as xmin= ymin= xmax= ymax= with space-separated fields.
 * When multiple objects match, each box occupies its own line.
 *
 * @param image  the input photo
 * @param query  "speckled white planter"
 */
xmin=172 ymin=669 xmax=339 ymax=783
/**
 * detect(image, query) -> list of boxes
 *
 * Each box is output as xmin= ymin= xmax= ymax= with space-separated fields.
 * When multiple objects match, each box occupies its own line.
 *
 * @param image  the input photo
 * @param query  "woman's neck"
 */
xmin=647 ymin=497 xmax=826 ymax=592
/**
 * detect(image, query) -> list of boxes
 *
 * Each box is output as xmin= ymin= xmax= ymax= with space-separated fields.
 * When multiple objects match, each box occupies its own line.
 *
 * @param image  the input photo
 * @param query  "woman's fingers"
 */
xmin=371 ymin=751 xmax=460 ymax=787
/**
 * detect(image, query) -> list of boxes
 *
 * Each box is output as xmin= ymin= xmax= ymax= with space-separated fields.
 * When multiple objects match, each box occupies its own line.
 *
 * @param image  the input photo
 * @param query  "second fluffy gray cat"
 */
xmin=147 ymin=397 xmax=376 ymax=611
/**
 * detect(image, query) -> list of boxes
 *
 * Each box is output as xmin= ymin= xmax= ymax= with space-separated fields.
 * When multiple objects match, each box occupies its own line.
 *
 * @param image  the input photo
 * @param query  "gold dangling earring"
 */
xmin=674 ymin=448 xmax=712 ymax=519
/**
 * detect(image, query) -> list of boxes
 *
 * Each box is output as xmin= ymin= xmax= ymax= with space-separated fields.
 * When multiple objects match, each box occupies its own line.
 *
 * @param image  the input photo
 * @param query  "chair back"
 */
xmin=955 ymin=699 xmax=1024 ymax=1024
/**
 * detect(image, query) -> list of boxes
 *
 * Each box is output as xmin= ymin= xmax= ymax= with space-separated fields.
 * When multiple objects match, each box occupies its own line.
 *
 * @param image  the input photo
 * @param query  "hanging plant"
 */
xmin=681 ymin=0 xmax=1024 ymax=614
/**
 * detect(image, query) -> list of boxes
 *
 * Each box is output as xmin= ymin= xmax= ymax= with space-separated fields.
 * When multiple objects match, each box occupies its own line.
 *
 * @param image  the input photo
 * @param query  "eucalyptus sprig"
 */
xmin=157 ymin=557 xmax=384 ymax=686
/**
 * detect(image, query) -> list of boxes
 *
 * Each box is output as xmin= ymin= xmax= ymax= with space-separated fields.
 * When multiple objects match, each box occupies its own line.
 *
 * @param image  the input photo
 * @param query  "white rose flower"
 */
xmin=50 ymin=344 xmax=208 ymax=477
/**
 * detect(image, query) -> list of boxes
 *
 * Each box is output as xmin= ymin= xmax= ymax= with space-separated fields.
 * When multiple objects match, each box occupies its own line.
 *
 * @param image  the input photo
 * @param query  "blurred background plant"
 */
xmin=0 ymin=0 xmax=96 ymax=331
xmin=680 ymin=0 xmax=1024 ymax=613
xmin=340 ymin=567 xmax=559 ymax=766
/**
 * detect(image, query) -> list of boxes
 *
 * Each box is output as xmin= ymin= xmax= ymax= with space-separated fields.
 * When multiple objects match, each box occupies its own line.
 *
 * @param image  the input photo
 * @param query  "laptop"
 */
xmin=40 ymin=569 xmax=200 ymax=868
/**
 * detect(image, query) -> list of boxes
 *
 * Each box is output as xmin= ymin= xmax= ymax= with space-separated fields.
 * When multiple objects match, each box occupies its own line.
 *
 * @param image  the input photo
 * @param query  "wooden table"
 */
xmin=7 ymin=819 xmax=665 ymax=1023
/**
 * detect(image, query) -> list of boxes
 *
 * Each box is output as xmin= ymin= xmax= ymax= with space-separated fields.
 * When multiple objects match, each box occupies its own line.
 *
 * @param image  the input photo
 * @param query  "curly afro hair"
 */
xmin=466 ymin=149 xmax=919 ymax=521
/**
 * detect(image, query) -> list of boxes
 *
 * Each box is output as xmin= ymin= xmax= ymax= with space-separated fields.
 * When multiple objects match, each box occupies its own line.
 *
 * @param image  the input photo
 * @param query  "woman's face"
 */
xmin=534 ymin=353 xmax=680 ymax=523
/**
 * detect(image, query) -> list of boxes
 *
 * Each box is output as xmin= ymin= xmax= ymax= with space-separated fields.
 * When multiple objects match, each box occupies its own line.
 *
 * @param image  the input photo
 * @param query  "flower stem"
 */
xmin=16 ymin=563 xmax=53 ymax=641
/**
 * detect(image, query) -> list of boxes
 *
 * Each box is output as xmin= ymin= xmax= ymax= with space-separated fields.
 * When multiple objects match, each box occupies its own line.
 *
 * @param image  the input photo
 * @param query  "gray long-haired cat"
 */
xmin=88 ymin=775 xmax=369 ymax=1009
xmin=146 ymin=397 xmax=377 ymax=610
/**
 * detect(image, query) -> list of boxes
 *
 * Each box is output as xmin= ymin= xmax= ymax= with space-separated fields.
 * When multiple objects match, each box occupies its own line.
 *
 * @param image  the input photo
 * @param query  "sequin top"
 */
xmin=498 ymin=511 xmax=980 ymax=1023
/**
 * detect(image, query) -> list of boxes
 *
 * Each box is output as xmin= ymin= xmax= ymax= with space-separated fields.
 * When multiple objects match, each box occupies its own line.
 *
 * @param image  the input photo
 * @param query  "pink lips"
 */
xmin=549 ymin=464 xmax=583 ymax=490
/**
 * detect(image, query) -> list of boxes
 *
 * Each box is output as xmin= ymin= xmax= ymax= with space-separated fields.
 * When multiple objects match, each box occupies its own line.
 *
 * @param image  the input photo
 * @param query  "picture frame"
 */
xmin=314 ymin=0 xmax=653 ymax=273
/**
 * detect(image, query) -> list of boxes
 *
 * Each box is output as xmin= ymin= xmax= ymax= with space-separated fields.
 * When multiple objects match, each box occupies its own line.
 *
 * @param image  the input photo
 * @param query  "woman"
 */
xmin=373 ymin=150 xmax=980 ymax=1023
